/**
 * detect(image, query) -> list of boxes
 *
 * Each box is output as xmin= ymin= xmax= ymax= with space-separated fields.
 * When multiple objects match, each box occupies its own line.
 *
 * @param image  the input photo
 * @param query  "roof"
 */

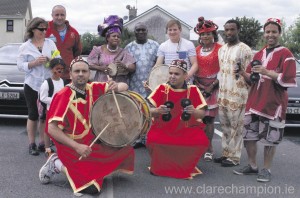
xmin=124 ymin=5 xmax=192 ymax=30
xmin=0 ymin=0 xmax=32 ymax=18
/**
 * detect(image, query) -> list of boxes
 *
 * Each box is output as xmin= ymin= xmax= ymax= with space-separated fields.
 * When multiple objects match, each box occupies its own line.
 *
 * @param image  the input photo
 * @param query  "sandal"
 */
xmin=204 ymin=152 xmax=213 ymax=161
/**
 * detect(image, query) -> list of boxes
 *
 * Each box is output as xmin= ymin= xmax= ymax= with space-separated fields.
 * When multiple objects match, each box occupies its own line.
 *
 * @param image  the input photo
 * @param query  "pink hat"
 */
xmin=194 ymin=16 xmax=218 ymax=35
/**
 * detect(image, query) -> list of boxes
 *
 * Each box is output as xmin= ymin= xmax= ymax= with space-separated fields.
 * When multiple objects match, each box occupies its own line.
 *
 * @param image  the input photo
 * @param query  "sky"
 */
xmin=31 ymin=0 xmax=300 ymax=39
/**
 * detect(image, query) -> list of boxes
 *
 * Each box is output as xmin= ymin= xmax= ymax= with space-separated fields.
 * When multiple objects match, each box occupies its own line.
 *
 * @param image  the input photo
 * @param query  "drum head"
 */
xmin=148 ymin=64 xmax=169 ymax=90
xmin=91 ymin=92 xmax=142 ymax=147
xmin=108 ymin=63 xmax=117 ymax=76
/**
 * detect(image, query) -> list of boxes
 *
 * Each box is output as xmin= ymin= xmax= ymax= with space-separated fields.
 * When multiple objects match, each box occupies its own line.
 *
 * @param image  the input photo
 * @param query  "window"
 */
xmin=7 ymin=20 xmax=14 ymax=32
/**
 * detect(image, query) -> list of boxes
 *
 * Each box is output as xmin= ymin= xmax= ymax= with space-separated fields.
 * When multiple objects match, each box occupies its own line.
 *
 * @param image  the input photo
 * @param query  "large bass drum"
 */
xmin=148 ymin=64 xmax=169 ymax=91
xmin=90 ymin=91 xmax=151 ymax=147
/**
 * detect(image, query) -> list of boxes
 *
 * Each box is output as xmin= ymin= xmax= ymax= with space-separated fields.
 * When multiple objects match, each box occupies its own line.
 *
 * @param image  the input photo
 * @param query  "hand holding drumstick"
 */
xmin=79 ymin=123 xmax=111 ymax=160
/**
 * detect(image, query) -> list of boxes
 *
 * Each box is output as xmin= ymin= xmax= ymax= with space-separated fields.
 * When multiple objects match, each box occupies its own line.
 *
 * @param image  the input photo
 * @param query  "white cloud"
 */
xmin=31 ymin=0 xmax=300 ymax=35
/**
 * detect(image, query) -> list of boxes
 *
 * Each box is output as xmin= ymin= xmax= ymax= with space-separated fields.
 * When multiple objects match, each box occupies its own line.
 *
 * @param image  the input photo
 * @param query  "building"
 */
xmin=0 ymin=0 xmax=32 ymax=46
xmin=124 ymin=5 xmax=192 ymax=44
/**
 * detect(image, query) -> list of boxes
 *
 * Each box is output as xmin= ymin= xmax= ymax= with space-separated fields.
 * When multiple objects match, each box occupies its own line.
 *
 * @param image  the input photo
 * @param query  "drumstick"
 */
xmin=143 ymin=81 xmax=153 ymax=92
xmin=79 ymin=122 xmax=110 ymax=160
xmin=107 ymin=75 xmax=123 ymax=118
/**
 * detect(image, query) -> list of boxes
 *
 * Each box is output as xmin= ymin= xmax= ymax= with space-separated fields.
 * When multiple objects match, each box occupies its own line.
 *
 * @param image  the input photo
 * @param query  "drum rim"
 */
xmin=127 ymin=91 xmax=152 ymax=135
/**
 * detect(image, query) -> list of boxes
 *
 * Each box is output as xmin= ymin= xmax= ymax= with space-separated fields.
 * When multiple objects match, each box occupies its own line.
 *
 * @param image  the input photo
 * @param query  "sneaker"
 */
xmin=221 ymin=159 xmax=239 ymax=167
xmin=257 ymin=168 xmax=271 ymax=182
xmin=39 ymin=153 xmax=59 ymax=184
xmin=213 ymin=156 xmax=227 ymax=163
xmin=29 ymin=143 xmax=39 ymax=156
xmin=38 ymin=143 xmax=45 ymax=152
xmin=233 ymin=165 xmax=258 ymax=175
xmin=204 ymin=152 xmax=213 ymax=162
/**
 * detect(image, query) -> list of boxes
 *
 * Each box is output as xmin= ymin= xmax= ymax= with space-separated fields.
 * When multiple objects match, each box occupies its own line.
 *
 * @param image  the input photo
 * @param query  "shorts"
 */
xmin=243 ymin=114 xmax=285 ymax=146
xmin=24 ymin=84 xmax=39 ymax=121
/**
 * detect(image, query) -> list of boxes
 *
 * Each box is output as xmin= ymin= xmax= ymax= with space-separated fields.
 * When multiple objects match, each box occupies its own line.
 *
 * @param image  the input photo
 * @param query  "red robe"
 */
xmin=46 ymin=82 xmax=134 ymax=193
xmin=146 ymin=84 xmax=209 ymax=179
xmin=245 ymin=46 xmax=297 ymax=120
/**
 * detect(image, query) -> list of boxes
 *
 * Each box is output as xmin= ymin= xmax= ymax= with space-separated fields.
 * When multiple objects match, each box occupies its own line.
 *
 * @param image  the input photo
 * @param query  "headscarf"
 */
xmin=194 ymin=16 xmax=218 ymax=35
xmin=97 ymin=15 xmax=123 ymax=37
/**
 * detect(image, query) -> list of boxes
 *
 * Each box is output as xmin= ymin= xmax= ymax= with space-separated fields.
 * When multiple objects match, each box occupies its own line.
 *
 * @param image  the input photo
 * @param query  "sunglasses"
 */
xmin=36 ymin=27 xmax=47 ymax=32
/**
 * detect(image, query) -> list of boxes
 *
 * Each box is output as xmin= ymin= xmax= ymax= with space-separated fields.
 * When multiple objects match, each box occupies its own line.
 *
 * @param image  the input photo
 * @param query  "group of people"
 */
xmin=16 ymin=4 xmax=297 ymax=196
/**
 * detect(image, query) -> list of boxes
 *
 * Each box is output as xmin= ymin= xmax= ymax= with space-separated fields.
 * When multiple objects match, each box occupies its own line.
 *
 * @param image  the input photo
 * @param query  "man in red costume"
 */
xmin=46 ymin=5 xmax=82 ymax=81
xmin=146 ymin=59 xmax=209 ymax=179
xmin=38 ymin=57 xmax=134 ymax=196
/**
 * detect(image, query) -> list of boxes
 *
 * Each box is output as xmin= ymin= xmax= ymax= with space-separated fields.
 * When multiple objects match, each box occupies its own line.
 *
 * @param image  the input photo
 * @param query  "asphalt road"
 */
xmin=0 ymin=119 xmax=299 ymax=198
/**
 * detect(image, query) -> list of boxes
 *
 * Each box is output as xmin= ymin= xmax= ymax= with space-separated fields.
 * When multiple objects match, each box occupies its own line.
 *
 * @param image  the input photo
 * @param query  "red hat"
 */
xmin=194 ymin=16 xmax=218 ymax=35
xmin=265 ymin=18 xmax=282 ymax=27
xmin=169 ymin=59 xmax=188 ymax=72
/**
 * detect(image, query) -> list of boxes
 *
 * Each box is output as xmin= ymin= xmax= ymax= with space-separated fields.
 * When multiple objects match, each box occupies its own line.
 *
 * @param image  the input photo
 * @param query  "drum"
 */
xmin=148 ymin=64 xmax=169 ymax=91
xmin=107 ymin=63 xmax=129 ymax=77
xmin=90 ymin=91 xmax=151 ymax=147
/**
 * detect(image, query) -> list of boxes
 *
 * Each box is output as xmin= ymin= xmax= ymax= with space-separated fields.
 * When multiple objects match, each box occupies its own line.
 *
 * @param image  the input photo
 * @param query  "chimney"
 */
xmin=126 ymin=5 xmax=137 ymax=21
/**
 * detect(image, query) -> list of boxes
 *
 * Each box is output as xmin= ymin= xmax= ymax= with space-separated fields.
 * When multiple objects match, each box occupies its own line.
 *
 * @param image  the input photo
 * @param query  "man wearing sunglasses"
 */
xmin=46 ymin=5 xmax=82 ymax=83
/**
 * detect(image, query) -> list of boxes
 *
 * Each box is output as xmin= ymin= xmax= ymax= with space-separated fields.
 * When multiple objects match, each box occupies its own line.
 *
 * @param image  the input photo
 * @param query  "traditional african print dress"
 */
xmin=146 ymin=83 xmax=209 ymax=179
xmin=46 ymin=82 xmax=134 ymax=193
xmin=217 ymin=42 xmax=252 ymax=163
xmin=87 ymin=46 xmax=135 ymax=83
xmin=125 ymin=39 xmax=159 ymax=98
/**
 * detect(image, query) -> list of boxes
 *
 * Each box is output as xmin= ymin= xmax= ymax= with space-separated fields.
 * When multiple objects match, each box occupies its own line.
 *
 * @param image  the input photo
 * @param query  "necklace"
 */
xmin=176 ymin=38 xmax=181 ymax=53
xmin=67 ymin=84 xmax=86 ymax=96
xmin=106 ymin=45 xmax=119 ymax=53
xmin=202 ymin=43 xmax=214 ymax=52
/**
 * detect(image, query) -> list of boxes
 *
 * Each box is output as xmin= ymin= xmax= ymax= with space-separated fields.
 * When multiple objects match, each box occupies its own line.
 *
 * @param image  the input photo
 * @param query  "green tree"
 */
xmin=282 ymin=16 xmax=300 ymax=58
xmin=234 ymin=16 xmax=262 ymax=49
xmin=81 ymin=32 xmax=105 ymax=55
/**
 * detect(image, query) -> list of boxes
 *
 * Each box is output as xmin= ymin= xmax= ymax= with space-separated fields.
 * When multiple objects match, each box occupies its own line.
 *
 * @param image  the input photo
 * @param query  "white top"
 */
xmin=17 ymin=38 xmax=59 ymax=91
xmin=157 ymin=37 xmax=196 ymax=70
xmin=39 ymin=78 xmax=64 ymax=110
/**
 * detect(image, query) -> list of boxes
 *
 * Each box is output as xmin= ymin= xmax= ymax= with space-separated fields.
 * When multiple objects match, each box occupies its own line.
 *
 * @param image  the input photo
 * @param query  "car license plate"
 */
xmin=286 ymin=107 xmax=300 ymax=114
xmin=0 ymin=92 xmax=20 ymax=100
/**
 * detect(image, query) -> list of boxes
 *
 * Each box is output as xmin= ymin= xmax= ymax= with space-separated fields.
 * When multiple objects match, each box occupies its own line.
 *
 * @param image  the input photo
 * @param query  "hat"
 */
xmin=169 ymin=59 xmax=188 ymax=72
xmin=70 ymin=56 xmax=89 ymax=69
xmin=265 ymin=18 xmax=282 ymax=27
xmin=194 ymin=16 xmax=218 ymax=35
xmin=97 ymin=15 xmax=123 ymax=37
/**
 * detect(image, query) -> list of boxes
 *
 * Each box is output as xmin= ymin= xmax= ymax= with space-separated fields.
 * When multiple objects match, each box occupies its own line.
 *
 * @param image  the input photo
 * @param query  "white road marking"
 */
xmin=214 ymin=129 xmax=223 ymax=137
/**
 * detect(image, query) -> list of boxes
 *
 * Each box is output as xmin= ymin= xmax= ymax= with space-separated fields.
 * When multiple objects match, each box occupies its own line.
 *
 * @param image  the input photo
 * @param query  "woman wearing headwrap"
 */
xmin=88 ymin=15 xmax=135 ymax=83
xmin=193 ymin=17 xmax=222 ymax=161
